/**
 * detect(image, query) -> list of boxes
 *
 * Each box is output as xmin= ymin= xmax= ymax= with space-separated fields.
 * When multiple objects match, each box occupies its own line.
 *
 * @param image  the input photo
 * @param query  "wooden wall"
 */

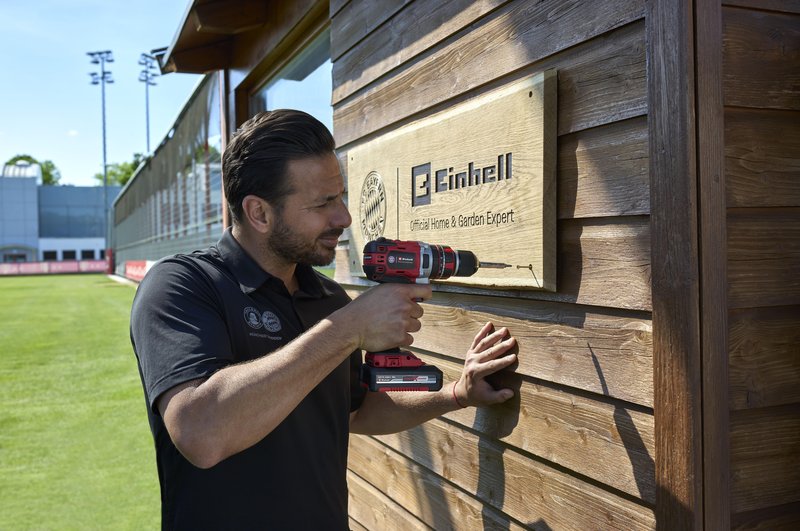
xmin=330 ymin=0 xmax=656 ymax=528
xmin=722 ymin=1 xmax=800 ymax=529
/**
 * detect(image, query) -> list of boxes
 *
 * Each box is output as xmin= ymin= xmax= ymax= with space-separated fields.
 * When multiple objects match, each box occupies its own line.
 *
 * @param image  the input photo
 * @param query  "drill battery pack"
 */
xmin=361 ymin=351 xmax=443 ymax=392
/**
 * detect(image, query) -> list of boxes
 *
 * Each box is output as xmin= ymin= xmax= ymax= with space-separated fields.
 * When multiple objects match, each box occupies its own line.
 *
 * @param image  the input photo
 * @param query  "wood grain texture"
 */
xmin=396 ymin=356 xmax=655 ymax=502
xmin=344 ymin=215 xmax=652 ymax=311
xmin=349 ymin=435 xmax=530 ymax=530
xmin=330 ymin=0 xmax=412 ymax=60
xmin=727 ymin=208 xmax=800 ymax=309
xmin=729 ymin=306 xmax=800 ymax=409
xmin=347 ymin=470 xmax=431 ymax=530
xmin=696 ymin=2 xmax=730 ymax=527
xmin=730 ymin=404 xmax=800 ymax=513
xmin=725 ymin=108 xmax=800 ymax=208
xmin=558 ymin=116 xmax=649 ymax=219
xmin=647 ymin=0 xmax=704 ymax=528
xmin=348 ymin=517 xmax=370 ymax=531
xmin=330 ymin=0 xmax=349 ymax=18
xmin=413 ymin=294 xmax=653 ymax=406
xmin=332 ymin=0 xmax=511 ymax=104
xmin=557 ymin=218 xmax=651 ymax=310
xmin=332 ymin=0 xmax=645 ymax=148
xmin=722 ymin=7 xmax=800 ymax=110
xmin=723 ymin=0 xmax=800 ymax=14
xmin=732 ymin=501 xmax=800 ymax=530
xmin=351 ymin=431 xmax=655 ymax=530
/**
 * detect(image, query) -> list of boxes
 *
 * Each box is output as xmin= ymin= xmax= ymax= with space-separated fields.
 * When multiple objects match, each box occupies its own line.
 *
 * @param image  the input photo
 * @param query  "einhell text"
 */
xmin=411 ymin=153 xmax=513 ymax=207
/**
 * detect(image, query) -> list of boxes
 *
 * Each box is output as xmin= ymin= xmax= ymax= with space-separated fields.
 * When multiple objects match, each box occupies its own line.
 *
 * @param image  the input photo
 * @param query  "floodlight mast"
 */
xmin=138 ymin=53 xmax=159 ymax=154
xmin=87 ymin=50 xmax=113 ymax=251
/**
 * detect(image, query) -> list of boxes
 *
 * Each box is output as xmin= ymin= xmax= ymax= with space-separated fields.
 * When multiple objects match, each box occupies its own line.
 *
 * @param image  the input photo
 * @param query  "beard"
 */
xmin=266 ymin=214 xmax=341 ymax=266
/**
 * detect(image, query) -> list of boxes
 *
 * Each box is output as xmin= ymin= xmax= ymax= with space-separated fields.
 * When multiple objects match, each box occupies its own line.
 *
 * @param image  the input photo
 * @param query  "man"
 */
xmin=130 ymin=109 xmax=517 ymax=529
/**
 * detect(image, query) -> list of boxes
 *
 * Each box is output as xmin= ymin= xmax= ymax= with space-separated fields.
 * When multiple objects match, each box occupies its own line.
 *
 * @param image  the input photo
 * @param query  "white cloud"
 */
xmin=67 ymin=130 xmax=79 ymax=137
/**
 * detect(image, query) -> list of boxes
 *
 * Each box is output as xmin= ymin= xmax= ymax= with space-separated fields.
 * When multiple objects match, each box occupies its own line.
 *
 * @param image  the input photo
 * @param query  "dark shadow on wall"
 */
xmin=475 ymin=364 xmax=523 ymax=530
xmin=590 ymin=348 xmax=655 ymax=503
xmin=402 ymin=424 xmax=454 ymax=530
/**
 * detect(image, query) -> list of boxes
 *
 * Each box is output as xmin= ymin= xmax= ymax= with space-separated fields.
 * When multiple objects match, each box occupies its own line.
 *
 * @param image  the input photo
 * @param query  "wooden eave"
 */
xmin=159 ymin=0 xmax=270 ymax=74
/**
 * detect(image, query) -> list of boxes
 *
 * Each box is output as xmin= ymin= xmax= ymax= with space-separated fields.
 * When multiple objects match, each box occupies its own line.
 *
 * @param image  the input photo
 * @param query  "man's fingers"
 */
xmin=469 ymin=321 xmax=494 ymax=350
xmin=405 ymin=284 xmax=433 ymax=302
xmin=488 ymin=388 xmax=515 ymax=404
xmin=474 ymin=328 xmax=512 ymax=355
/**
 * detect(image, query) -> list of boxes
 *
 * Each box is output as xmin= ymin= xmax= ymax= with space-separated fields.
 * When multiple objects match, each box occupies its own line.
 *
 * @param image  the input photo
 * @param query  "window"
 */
xmin=81 ymin=250 xmax=95 ymax=259
xmin=43 ymin=251 xmax=57 ymax=261
xmin=250 ymin=28 xmax=333 ymax=132
xmin=63 ymin=250 xmax=77 ymax=260
xmin=99 ymin=249 xmax=105 ymax=259
xmin=3 ymin=253 xmax=25 ymax=263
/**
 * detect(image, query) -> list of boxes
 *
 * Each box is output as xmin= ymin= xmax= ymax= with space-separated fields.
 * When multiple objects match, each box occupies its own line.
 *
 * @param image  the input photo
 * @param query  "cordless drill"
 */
xmin=360 ymin=237 xmax=511 ymax=392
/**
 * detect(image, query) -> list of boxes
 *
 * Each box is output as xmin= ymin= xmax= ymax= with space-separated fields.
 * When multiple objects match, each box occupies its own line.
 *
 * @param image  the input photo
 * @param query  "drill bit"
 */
xmin=478 ymin=261 xmax=513 ymax=269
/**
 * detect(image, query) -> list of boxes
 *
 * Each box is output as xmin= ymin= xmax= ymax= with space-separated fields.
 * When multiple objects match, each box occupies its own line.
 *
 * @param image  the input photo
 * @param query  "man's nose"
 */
xmin=333 ymin=200 xmax=352 ymax=228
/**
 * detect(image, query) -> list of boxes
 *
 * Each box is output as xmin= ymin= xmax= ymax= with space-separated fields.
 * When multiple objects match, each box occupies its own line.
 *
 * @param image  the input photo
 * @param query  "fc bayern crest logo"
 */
xmin=261 ymin=311 xmax=282 ymax=333
xmin=359 ymin=171 xmax=386 ymax=241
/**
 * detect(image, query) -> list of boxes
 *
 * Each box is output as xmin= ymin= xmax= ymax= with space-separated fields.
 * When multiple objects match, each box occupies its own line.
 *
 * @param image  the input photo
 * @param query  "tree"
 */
xmin=4 ymin=154 xmax=61 ymax=185
xmin=93 ymin=153 xmax=146 ymax=187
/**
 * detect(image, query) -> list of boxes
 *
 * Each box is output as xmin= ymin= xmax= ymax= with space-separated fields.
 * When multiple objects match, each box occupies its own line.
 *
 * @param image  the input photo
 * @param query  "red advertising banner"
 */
xmin=0 ymin=260 xmax=107 ymax=276
xmin=124 ymin=261 xmax=149 ymax=282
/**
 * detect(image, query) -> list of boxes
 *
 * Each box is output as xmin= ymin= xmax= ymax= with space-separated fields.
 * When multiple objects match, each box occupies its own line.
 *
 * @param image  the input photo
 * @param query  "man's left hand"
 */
xmin=453 ymin=321 xmax=518 ymax=407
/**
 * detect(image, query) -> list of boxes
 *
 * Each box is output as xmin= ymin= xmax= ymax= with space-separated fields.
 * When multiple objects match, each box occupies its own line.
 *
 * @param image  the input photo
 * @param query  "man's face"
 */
xmin=265 ymin=154 xmax=352 ymax=266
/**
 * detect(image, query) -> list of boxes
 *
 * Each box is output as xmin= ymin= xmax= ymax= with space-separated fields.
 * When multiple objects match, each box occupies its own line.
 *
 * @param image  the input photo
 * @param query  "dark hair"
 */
xmin=222 ymin=109 xmax=336 ymax=224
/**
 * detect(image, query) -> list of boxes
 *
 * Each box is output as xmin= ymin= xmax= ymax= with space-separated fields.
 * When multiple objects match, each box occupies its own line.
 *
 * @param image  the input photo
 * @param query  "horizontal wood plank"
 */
xmin=348 ymin=517 xmax=369 ymax=531
xmin=347 ymin=470 xmax=431 ymax=530
xmin=729 ymin=305 xmax=800 ymax=410
xmin=330 ymin=0 xmax=412 ymax=61
xmin=727 ymin=208 xmax=800 ymax=309
xmin=725 ymin=108 xmax=800 ymax=208
xmin=558 ymin=116 xmax=649 ymax=219
xmin=723 ymin=0 xmax=800 ymax=14
xmin=557 ymin=217 xmax=652 ymax=310
xmin=722 ymin=7 xmax=800 ymax=110
xmin=343 ymin=216 xmax=652 ymax=311
xmin=379 ymin=359 xmax=655 ymax=502
xmin=351 ymin=429 xmax=655 ymax=530
xmin=411 ymin=292 xmax=653 ymax=406
xmin=333 ymin=0 xmax=511 ymax=104
xmin=730 ymin=404 xmax=800 ymax=512
xmin=732 ymin=501 xmax=800 ymax=530
xmin=330 ymin=0 xmax=349 ymax=18
xmin=349 ymin=435 xmax=529 ymax=530
xmin=333 ymin=2 xmax=645 ymax=148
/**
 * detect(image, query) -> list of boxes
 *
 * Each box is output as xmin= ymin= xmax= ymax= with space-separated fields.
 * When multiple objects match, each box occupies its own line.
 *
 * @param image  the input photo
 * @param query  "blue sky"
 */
xmin=0 ymin=0 xmax=202 ymax=186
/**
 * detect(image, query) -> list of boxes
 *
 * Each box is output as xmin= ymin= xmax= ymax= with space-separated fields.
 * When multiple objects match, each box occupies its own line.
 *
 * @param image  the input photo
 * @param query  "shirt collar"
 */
xmin=216 ymin=228 xmax=333 ymax=299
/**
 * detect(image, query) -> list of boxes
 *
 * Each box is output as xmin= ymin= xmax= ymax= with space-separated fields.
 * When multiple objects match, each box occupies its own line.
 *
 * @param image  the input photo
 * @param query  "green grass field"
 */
xmin=0 ymin=275 xmax=159 ymax=530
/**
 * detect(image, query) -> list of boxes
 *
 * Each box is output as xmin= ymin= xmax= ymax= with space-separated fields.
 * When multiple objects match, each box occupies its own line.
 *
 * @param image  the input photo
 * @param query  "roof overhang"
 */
xmin=157 ymin=0 xmax=270 ymax=74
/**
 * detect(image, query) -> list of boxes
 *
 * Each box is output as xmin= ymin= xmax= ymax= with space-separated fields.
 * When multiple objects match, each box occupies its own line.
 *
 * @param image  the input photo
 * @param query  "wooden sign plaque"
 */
xmin=347 ymin=71 xmax=557 ymax=290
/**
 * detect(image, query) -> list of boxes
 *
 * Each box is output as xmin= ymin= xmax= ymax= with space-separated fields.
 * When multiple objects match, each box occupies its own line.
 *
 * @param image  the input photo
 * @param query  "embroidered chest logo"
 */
xmin=261 ymin=311 xmax=282 ymax=333
xmin=244 ymin=306 xmax=283 ymax=334
xmin=244 ymin=307 xmax=263 ymax=329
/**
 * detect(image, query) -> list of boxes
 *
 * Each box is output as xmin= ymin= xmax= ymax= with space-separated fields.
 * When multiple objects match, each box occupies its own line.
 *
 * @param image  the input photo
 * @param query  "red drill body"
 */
xmin=360 ymin=238 xmax=509 ymax=392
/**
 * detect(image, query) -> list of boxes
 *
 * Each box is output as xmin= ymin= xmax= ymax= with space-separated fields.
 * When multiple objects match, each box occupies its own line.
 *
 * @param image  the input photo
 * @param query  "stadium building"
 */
xmin=0 ymin=161 xmax=118 ymax=264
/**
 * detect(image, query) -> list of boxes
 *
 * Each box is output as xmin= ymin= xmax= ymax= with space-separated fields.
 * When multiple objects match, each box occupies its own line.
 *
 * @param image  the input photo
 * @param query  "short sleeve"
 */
xmin=130 ymin=258 xmax=233 ymax=411
xmin=349 ymin=349 xmax=366 ymax=412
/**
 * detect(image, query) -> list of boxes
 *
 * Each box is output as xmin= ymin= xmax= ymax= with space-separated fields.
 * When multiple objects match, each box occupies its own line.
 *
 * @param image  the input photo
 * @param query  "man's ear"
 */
xmin=241 ymin=195 xmax=274 ymax=234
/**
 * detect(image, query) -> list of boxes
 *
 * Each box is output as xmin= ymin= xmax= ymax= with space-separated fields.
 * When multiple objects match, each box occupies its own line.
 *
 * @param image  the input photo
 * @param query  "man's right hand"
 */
xmin=334 ymin=283 xmax=433 ymax=352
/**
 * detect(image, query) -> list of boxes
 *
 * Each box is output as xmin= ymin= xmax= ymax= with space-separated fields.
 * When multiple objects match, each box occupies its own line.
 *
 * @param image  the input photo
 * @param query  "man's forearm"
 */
xmin=349 ymin=381 xmax=463 ymax=435
xmin=161 ymin=316 xmax=358 ymax=468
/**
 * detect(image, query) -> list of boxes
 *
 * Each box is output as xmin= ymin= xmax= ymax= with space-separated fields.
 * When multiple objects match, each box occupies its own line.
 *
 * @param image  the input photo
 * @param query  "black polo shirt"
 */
xmin=130 ymin=229 xmax=365 ymax=530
